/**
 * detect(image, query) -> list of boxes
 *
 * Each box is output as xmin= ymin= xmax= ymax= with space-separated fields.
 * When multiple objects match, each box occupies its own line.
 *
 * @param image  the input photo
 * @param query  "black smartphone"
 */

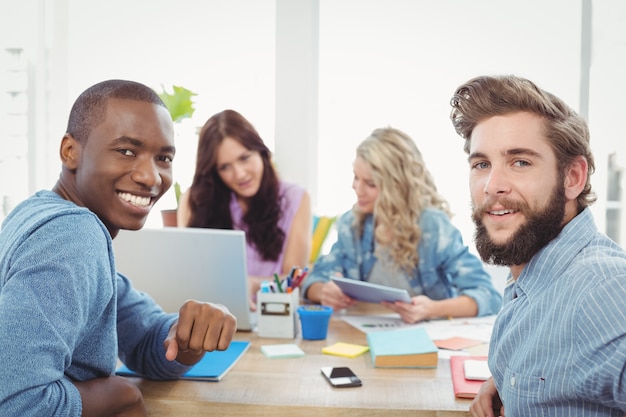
xmin=320 ymin=366 xmax=362 ymax=388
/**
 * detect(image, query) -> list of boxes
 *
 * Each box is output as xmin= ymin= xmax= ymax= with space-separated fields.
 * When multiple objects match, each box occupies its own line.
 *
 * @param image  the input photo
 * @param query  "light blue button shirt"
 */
xmin=489 ymin=208 xmax=626 ymax=416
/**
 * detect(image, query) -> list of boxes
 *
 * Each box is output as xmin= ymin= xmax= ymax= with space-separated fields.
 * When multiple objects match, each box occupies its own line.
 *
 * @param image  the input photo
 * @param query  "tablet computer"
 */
xmin=330 ymin=276 xmax=412 ymax=304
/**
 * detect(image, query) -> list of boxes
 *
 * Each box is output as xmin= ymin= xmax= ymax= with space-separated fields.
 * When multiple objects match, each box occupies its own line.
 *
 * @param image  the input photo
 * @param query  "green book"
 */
xmin=366 ymin=327 xmax=438 ymax=368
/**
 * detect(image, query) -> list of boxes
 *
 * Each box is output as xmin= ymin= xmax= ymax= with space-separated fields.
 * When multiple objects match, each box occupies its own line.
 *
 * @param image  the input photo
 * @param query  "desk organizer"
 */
xmin=256 ymin=287 xmax=299 ymax=338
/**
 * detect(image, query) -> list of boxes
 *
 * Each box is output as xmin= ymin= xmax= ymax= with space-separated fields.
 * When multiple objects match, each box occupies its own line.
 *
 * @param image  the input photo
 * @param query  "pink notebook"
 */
xmin=449 ymin=355 xmax=488 ymax=399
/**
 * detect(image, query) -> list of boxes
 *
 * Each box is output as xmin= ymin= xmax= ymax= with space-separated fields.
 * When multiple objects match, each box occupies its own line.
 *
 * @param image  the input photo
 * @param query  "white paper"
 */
xmin=464 ymin=359 xmax=491 ymax=381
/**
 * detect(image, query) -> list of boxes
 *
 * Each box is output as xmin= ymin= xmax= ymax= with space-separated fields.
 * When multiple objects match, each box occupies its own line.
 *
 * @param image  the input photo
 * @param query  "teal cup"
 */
xmin=297 ymin=305 xmax=333 ymax=340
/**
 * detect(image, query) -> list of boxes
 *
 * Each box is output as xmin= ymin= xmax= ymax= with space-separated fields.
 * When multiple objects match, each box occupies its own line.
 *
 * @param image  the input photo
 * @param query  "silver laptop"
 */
xmin=113 ymin=227 xmax=255 ymax=331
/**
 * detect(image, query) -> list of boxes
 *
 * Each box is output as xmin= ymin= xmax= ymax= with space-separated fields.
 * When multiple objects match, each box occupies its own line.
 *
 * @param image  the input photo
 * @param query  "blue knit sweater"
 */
xmin=0 ymin=190 xmax=191 ymax=416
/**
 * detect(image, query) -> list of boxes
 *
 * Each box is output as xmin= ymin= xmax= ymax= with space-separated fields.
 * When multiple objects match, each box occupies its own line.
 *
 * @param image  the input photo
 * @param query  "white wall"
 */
xmin=1 ymin=0 xmax=278 ymax=223
xmin=316 ymin=0 xmax=584 ymax=249
xmin=1 ymin=0 xmax=623 ymax=246
xmin=0 ymin=0 xmax=41 ymax=216
xmin=64 ymin=0 xmax=277 ymax=217
xmin=587 ymin=1 xmax=626 ymax=244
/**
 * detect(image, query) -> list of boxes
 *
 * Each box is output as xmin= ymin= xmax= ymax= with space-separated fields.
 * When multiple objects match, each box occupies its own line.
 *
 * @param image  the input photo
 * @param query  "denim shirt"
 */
xmin=303 ymin=207 xmax=502 ymax=316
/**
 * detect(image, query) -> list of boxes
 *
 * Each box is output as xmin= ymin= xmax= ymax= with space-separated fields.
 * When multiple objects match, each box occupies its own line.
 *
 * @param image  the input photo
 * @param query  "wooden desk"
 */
xmin=129 ymin=305 xmax=475 ymax=416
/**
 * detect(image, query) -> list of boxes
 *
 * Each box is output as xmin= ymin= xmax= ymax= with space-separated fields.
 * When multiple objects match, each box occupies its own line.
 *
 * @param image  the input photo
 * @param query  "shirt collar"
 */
xmin=515 ymin=207 xmax=596 ymax=298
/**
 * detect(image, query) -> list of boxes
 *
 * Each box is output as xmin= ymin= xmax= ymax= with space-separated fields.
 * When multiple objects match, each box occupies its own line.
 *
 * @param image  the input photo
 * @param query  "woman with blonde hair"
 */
xmin=303 ymin=127 xmax=501 ymax=323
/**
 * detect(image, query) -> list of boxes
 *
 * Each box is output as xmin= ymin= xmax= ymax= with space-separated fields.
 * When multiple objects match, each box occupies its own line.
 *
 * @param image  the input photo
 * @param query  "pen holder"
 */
xmin=297 ymin=305 xmax=333 ymax=340
xmin=256 ymin=287 xmax=300 ymax=338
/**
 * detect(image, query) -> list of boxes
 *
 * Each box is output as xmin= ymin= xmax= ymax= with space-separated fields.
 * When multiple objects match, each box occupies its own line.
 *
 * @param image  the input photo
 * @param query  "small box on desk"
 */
xmin=257 ymin=287 xmax=299 ymax=338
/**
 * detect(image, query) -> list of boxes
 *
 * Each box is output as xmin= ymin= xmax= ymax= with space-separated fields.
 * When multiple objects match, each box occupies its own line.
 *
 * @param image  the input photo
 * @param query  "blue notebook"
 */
xmin=116 ymin=340 xmax=250 ymax=382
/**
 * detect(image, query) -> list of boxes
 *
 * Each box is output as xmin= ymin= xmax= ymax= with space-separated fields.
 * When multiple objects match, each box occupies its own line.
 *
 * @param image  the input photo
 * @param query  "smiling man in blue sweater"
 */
xmin=0 ymin=80 xmax=237 ymax=416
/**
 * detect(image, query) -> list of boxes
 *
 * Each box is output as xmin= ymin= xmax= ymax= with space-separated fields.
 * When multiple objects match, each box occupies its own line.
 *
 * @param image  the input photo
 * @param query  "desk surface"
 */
xmin=129 ymin=304 xmax=480 ymax=417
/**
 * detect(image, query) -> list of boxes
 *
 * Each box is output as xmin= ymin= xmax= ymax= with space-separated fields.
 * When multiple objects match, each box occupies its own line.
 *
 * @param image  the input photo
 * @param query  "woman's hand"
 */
xmin=382 ymin=295 xmax=434 ymax=323
xmin=383 ymin=294 xmax=478 ymax=323
xmin=318 ymin=281 xmax=357 ymax=310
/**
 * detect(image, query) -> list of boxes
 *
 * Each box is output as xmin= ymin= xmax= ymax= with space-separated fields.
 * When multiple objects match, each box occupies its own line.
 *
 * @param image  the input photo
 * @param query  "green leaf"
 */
xmin=158 ymin=85 xmax=197 ymax=123
xmin=174 ymin=182 xmax=182 ymax=207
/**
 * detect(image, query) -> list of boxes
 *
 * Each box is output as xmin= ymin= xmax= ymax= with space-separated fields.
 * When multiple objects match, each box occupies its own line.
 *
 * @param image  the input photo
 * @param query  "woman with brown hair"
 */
xmin=178 ymin=109 xmax=311 ymax=308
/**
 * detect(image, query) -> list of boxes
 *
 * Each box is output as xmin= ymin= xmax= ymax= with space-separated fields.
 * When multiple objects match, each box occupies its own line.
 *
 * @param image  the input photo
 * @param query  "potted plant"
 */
xmin=158 ymin=84 xmax=197 ymax=227
xmin=160 ymin=182 xmax=182 ymax=227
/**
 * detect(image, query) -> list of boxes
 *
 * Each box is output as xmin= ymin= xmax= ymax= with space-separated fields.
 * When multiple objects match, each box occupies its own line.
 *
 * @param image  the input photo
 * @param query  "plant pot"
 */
xmin=161 ymin=209 xmax=178 ymax=227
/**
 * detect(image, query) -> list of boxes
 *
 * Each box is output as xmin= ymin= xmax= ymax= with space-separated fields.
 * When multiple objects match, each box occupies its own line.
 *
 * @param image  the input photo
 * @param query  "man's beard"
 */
xmin=472 ymin=182 xmax=566 ymax=266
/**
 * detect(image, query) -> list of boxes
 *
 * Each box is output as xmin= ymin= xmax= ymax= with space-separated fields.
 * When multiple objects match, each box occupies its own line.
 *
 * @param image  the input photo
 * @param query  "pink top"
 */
xmin=230 ymin=181 xmax=305 ymax=277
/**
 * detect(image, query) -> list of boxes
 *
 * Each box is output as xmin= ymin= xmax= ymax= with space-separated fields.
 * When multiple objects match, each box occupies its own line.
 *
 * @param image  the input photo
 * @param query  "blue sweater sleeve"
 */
xmin=0 ymin=208 xmax=114 ymax=417
xmin=1 ymin=190 xmax=194 ymax=416
xmin=116 ymin=272 xmax=191 ymax=379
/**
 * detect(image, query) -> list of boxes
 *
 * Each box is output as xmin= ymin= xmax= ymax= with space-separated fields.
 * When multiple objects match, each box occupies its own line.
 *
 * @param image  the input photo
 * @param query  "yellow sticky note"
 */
xmin=322 ymin=342 xmax=369 ymax=358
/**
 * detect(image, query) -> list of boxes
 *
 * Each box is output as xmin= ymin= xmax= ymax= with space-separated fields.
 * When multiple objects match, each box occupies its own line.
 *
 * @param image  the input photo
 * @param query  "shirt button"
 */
xmin=510 ymin=376 xmax=516 ymax=386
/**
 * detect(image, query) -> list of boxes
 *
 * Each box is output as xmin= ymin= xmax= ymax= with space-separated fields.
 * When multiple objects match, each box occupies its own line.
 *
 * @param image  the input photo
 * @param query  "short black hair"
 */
xmin=66 ymin=79 xmax=166 ymax=144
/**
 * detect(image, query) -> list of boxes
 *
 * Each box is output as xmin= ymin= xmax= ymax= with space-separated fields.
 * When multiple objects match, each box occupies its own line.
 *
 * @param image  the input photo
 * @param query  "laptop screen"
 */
xmin=112 ymin=227 xmax=255 ymax=331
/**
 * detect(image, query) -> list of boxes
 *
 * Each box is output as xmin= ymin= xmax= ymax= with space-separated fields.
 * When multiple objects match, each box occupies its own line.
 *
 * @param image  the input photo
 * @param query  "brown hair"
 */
xmin=449 ymin=74 xmax=596 ymax=210
xmin=187 ymin=109 xmax=284 ymax=261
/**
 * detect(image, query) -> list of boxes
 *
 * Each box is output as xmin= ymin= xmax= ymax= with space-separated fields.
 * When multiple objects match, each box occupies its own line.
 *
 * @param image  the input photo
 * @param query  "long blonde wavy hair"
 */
xmin=354 ymin=127 xmax=452 ymax=273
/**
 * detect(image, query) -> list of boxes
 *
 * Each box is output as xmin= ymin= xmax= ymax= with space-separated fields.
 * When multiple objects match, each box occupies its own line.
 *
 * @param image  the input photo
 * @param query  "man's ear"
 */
xmin=564 ymin=155 xmax=588 ymax=201
xmin=59 ymin=133 xmax=82 ymax=170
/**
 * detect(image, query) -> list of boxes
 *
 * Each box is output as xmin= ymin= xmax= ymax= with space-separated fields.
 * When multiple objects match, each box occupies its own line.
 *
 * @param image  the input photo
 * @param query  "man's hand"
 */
xmin=470 ymin=377 xmax=504 ymax=417
xmin=74 ymin=376 xmax=147 ymax=417
xmin=164 ymin=301 xmax=237 ymax=365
